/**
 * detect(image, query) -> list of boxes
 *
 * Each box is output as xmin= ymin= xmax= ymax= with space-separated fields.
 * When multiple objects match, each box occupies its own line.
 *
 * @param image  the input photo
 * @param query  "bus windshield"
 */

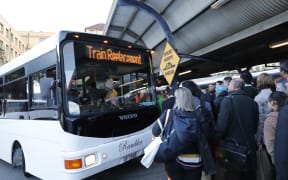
xmin=62 ymin=41 xmax=157 ymax=115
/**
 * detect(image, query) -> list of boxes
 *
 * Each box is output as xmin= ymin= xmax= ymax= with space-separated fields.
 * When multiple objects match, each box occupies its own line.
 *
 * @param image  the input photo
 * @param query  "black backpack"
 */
xmin=194 ymin=100 xmax=216 ymax=175
xmin=195 ymin=100 xmax=215 ymax=138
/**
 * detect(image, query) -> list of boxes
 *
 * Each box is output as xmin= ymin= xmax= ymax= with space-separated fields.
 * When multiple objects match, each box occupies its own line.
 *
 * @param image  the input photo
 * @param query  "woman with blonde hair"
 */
xmin=152 ymin=87 xmax=202 ymax=180
xmin=254 ymin=73 xmax=275 ymax=145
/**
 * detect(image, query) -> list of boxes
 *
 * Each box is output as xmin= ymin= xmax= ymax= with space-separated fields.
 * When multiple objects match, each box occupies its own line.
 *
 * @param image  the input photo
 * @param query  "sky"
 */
xmin=0 ymin=0 xmax=114 ymax=32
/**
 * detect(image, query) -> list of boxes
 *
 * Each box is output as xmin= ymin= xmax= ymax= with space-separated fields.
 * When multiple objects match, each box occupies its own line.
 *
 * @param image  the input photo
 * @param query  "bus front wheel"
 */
xmin=12 ymin=144 xmax=31 ymax=177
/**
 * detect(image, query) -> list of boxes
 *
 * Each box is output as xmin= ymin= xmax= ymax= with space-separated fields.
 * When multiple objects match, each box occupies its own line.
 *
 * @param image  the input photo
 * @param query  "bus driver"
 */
xmin=104 ymin=78 xmax=118 ymax=107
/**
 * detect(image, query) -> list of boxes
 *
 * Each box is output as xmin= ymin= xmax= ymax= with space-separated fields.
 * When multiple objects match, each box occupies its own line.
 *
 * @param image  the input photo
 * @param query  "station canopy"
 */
xmin=104 ymin=0 xmax=288 ymax=82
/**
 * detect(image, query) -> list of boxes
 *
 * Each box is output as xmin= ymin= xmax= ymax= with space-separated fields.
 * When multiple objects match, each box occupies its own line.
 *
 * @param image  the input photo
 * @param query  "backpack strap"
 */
xmin=159 ymin=109 xmax=171 ymax=136
xmin=228 ymin=96 xmax=250 ymax=148
xmin=164 ymin=109 xmax=171 ymax=127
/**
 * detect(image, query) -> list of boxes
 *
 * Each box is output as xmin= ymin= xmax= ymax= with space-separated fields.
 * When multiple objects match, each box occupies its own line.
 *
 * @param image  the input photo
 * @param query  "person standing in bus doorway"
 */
xmin=162 ymin=87 xmax=175 ymax=112
xmin=240 ymin=70 xmax=258 ymax=99
xmin=152 ymin=87 xmax=202 ymax=180
xmin=104 ymin=78 xmax=118 ymax=106
xmin=215 ymin=78 xmax=259 ymax=180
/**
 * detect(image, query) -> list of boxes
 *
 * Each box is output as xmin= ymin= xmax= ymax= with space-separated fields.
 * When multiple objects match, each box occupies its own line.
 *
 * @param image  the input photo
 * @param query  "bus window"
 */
xmin=30 ymin=67 xmax=58 ymax=120
xmin=3 ymin=78 xmax=28 ymax=119
xmin=31 ymin=67 xmax=56 ymax=108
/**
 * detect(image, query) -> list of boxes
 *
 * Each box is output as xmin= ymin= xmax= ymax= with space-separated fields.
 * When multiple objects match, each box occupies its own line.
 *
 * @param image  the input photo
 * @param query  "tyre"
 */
xmin=12 ymin=144 xmax=31 ymax=177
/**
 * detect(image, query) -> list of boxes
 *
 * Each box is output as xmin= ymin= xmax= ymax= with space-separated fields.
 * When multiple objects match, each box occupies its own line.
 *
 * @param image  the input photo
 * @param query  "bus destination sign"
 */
xmin=86 ymin=45 xmax=142 ymax=65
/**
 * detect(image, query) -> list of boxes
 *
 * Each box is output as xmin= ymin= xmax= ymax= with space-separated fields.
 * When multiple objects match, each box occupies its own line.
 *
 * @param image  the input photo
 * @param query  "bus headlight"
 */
xmin=84 ymin=154 xmax=97 ymax=167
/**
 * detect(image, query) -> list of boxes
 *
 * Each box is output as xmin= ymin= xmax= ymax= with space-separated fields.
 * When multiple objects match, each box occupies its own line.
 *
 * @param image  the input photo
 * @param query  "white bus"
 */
xmin=0 ymin=31 xmax=160 ymax=179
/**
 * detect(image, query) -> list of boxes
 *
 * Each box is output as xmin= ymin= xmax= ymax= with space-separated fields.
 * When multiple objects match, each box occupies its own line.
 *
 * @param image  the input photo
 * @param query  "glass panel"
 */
xmin=29 ymin=67 xmax=58 ymax=120
xmin=31 ymin=67 xmax=56 ymax=108
xmin=3 ymin=78 xmax=28 ymax=119
xmin=5 ymin=68 xmax=25 ymax=82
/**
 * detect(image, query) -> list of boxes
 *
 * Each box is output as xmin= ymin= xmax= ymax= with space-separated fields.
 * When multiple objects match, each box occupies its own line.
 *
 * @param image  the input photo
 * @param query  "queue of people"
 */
xmin=151 ymin=60 xmax=288 ymax=180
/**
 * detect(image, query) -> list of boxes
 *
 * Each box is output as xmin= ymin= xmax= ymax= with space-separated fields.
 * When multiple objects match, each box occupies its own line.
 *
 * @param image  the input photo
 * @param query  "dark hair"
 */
xmin=224 ymin=76 xmax=232 ymax=82
xmin=216 ymin=80 xmax=223 ymax=85
xmin=269 ymin=91 xmax=287 ymax=109
xmin=181 ymin=80 xmax=202 ymax=98
xmin=280 ymin=60 xmax=288 ymax=74
xmin=240 ymin=70 xmax=253 ymax=84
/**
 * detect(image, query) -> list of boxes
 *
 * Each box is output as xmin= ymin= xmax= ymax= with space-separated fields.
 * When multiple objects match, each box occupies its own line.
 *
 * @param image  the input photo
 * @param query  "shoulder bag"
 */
xmin=215 ymin=97 xmax=251 ymax=172
xmin=141 ymin=109 xmax=171 ymax=168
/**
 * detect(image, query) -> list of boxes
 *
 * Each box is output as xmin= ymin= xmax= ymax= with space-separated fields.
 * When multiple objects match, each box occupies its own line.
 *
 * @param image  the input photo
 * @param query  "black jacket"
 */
xmin=275 ymin=105 xmax=288 ymax=180
xmin=216 ymin=90 xmax=258 ymax=148
xmin=152 ymin=109 xmax=200 ymax=162
xmin=243 ymin=85 xmax=258 ymax=99
xmin=214 ymin=90 xmax=228 ymax=115
xmin=161 ymin=96 xmax=175 ymax=112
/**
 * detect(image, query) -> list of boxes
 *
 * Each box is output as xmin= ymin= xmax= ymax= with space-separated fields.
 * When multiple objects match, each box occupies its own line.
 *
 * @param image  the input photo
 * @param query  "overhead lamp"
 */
xmin=179 ymin=70 xmax=191 ymax=76
xmin=73 ymin=34 xmax=80 ymax=39
xmin=269 ymin=39 xmax=288 ymax=49
xmin=211 ymin=0 xmax=231 ymax=10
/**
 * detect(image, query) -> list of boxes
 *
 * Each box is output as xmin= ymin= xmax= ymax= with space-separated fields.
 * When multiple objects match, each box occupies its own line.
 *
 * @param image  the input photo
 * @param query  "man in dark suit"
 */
xmin=216 ymin=78 xmax=259 ymax=180
xmin=161 ymin=87 xmax=175 ymax=112
xmin=240 ymin=70 xmax=258 ymax=99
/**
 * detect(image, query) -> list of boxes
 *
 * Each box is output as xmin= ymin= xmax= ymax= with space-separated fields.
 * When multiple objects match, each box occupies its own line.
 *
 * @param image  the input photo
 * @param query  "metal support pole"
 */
xmin=118 ymin=0 xmax=178 ymax=91
xmin=117 ymin=0 xmax=175 ymax=49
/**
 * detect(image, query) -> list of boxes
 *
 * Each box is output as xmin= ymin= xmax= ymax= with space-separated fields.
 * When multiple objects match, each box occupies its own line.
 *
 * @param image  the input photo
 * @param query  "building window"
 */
xmin=0 ymin=23 xmax=3 ymax=33
xmin=39 ymin=38 xmax=46 ymax=43
xmin=5 ymin=29 xmax=9 ymax=38
xmin=0 ymin=40 xmax=3 ymax=49
xmin=10 ymin=48 xmax=13 ymax=59
xmin=10 ymin=33 xmax=14 ymax=42
xmin=0 ymin=40 xmax=4 ymax=56
xmin=15 ymin=38 xmax=17 ymax=46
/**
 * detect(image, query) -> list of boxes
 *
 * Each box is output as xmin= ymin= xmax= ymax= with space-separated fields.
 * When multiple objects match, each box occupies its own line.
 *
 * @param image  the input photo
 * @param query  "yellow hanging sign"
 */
xmin=159 ymin=42 xmax=180 ymax=85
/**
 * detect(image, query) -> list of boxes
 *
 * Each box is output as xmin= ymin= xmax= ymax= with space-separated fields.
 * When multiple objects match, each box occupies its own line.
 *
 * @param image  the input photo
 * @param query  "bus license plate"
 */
xmin=123 ymin=152 xmax=138 ymax=162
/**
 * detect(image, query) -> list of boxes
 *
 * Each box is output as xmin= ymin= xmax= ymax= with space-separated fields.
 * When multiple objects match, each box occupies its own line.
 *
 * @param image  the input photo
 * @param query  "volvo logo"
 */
xmin=119 ymin=113 xmax=138 ymax=120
